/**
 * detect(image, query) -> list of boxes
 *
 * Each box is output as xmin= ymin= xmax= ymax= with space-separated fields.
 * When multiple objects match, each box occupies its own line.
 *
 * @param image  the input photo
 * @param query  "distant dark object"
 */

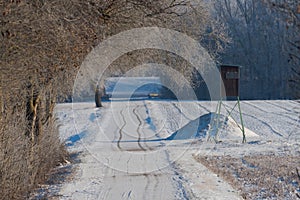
xmin=148 ymin=93 xmax=159 ymax=98
xmin=219 ymin=65 xmax=241 ymax=98
xmin=95 ymin=85 xmax=102 ymax=107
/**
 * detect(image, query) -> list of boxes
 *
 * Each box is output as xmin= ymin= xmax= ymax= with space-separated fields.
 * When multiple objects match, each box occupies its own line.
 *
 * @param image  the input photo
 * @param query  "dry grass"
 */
xmin=197 ymin=154 xmax=300 ymax=199
xmin=29 ymin=152 xmax=81 ymax=200
xmin=0 ymin=112 xmax=67 ymax=200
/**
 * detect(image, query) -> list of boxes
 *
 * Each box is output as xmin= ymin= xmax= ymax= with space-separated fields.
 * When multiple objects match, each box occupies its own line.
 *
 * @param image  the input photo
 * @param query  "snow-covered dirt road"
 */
xmin=55 ymin=100 xmax=299 ymax=200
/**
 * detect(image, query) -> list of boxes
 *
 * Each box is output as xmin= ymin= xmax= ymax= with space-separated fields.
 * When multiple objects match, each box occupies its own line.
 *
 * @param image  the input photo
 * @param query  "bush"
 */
xmin=0 ymin=92 xmax=66 ymax=199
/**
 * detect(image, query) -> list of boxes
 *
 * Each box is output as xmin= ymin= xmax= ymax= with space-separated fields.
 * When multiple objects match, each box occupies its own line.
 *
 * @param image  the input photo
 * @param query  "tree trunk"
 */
xmin=95 ymin=86 xmax=102 ymax=107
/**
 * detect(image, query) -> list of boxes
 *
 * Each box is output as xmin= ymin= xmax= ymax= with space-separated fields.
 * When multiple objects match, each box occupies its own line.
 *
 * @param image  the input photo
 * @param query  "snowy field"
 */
xmin=53 ymin=100 xmax=300 ymax=199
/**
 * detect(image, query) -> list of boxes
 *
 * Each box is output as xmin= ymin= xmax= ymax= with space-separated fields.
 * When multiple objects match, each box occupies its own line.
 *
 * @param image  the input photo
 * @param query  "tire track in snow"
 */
xmin=164 ymin=150 xmax=189 ymax=200
xmin=142 ymin=173 xmax=151 ymax=200
xmin=149 ymin=102 xmax=180 ymax=137
xmin=267 ymin=101 xmax=299 ymax=113
xmin=290 ymin=100 xmax=300 ymax=105
xmin=126 ymin=155 xmax=131 ymax=174
xmin=174 ymin=101 xmax=213 ymax=120
xmin=243 ymin=101 xmax=298 ymax=124
xmin=117 ymin=109 xmax=126 ymax=150
xmin=196 ymin=102 xmax=211 ymax=113
xmin=121 ymin=190 xmax=133 ymax=200
xmin=143 ymin=102 xmax=160 ymax=138
xmin=137 ymin=104 xmax=157 ymax=150
xmin=264 ymin=101 xmax=300 ymax=131
xmin=132 ymin=106 xmax=147 ymax=151
xmin=156 ymin=103 xmax=189 ymax=199
xmin=143 ymin=102 xmax=189 ymax=199
xmin=172 ymin=102 xmax=192 ymax=121
xmin=165 ymin=104 xmax=181 ymax=134
xmin=98 ymin=164 xmax=116 ymax=200
xmin=153 ymin=173 xmax=160 ymax=198
xmin=224 ymin=102 xmax=284 ymax=138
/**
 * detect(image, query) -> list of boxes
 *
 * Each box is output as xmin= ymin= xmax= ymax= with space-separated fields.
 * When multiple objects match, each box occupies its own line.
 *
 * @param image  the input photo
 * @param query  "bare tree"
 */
xmin=72 ymin=1 xmax=229 ymax=101
xmin=95 ymin=85 xmax=103 ymax=107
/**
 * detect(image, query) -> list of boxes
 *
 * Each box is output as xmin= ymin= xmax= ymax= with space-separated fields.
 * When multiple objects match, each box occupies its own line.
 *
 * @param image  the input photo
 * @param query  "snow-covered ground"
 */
xmin=55 ymin=100 xmax=300 ymax=199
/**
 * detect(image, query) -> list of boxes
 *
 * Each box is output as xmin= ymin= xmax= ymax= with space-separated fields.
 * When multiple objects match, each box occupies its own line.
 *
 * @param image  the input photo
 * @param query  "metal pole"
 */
xmin=214 ymin=99 xmax=222 ymax=142
xmin=237 ymin=96 xmax=246 ymax=143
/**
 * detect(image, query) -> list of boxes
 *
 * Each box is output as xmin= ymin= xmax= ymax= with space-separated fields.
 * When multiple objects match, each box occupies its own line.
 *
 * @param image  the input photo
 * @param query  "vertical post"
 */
xmin=215 ymin=99 xmax=222 ymax=141
xmin=207 ymin=100 xmax=223 ymax=142
xmin=237 ymin=96 xmax=246 ymax=143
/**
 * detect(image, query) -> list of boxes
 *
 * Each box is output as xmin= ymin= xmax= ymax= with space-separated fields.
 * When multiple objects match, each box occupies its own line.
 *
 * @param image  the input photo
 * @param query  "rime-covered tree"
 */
xmin=265 ymin=0 xmax=300 ymax=98
xmin=213 ymin=0 xmax=299 ymax=99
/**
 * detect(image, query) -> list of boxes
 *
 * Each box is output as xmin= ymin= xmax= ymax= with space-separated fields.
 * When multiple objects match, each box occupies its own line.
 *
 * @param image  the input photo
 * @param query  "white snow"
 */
xmin=54 ymin=100 xmax=300 ymax=199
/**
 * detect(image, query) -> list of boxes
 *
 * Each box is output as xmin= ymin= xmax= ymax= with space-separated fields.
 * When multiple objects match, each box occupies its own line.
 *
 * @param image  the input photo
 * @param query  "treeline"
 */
xmin=213 ymin=0 xmax=300 ymax=99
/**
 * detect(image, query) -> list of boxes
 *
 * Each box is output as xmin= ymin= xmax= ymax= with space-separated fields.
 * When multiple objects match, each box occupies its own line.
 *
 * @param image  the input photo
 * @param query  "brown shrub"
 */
xmin=0 ymin=99 xmax=66 ymax=199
